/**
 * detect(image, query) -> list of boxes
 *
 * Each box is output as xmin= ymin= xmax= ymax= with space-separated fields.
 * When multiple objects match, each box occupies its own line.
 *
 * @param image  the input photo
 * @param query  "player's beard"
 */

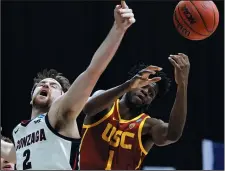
xmin=32 ymin=95 xmax=51 ymax=111
xmin=124 ymin=92 xmax=149 ymax=116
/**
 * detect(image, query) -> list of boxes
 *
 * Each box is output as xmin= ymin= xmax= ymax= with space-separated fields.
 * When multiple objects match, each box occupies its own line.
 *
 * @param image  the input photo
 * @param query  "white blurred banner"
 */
xmin=202 ymin=139 xmax=224 ymax=170
xmin=143 ymin=166 xmax=176 ymax=170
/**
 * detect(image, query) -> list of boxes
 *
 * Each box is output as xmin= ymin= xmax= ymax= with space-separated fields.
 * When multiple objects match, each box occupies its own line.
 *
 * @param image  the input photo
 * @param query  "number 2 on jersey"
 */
xmin=105 ymin=150 xmax=114 ymax=170
xmin=23 ymin=149 xmax=32 ymax=170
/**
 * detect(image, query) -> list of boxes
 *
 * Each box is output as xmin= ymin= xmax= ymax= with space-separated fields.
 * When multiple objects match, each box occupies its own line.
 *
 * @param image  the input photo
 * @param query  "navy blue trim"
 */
xmin=69 ymin=142 xmax=79 ymax=170
xmin=45 ymin=114 xmax=81 ymax=142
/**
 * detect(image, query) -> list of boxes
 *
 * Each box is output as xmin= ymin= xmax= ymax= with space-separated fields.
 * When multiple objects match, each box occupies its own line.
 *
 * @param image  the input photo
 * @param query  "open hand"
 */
xmin=169 ymin=53 xmax=190 ymax=85
xmin=114 ymin=1 xmax=136 ymax=32
xmin=128 ymin=65 xmax=162 ymax=90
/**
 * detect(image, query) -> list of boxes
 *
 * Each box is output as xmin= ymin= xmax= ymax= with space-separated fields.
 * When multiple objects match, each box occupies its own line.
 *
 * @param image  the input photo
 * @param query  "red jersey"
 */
xmin=79 ymin=100 xmax=150 ymax=170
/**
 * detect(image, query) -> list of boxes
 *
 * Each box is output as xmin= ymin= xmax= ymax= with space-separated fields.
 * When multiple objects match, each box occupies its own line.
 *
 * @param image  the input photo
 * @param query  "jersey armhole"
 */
xmin=83 ymin=102 xmax=116 ymax=129
xmin=138 ymin=116 xmax=150 ymax=155
xmin=45 ymin=114 xmax=81 ymax=142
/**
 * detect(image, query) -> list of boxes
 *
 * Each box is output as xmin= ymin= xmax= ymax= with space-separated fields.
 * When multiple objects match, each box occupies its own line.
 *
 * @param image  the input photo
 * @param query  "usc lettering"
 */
xmin=102 ymin=123 xmax=135 ymax=150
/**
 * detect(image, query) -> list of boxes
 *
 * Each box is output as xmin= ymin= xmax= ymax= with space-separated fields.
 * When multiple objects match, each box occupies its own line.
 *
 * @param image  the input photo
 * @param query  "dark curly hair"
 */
xmin=128 ymin=63 xmax=171 ymax=99
xmin=31 ymin=69 xmax=71 ymax=97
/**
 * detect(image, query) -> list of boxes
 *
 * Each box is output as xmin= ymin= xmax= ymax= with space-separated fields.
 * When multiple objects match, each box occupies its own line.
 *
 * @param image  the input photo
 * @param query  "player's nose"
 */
xmin=3 ymin=160 xmax=9 ymax=163
xmin=140 ymin=89 xmax=148 ymax=97
xmin=42 ymin=83 xmax=50 ymax=88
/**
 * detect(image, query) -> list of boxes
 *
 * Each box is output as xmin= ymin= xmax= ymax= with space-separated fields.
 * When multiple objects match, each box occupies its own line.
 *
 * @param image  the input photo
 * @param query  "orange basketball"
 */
xmin=173 ymin=1 xmax=219 ymax=40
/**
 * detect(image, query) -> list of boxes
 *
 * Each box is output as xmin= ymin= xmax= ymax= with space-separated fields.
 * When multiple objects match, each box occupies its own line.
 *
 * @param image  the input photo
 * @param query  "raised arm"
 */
xmin=83 ymin=66 xmax=162 ymax=116
xmin=145 ymin=53 xmax=190 ymax=146
xmin=1 ymin=140 xmax=16 ymax=163
xmin=49 ymin=1 xmax=136 ymax=123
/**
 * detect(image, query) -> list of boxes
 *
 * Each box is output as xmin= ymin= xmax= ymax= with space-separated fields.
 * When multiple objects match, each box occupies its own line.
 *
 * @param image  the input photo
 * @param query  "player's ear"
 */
xmin=30 ymin=99 xmax=33 ymax=105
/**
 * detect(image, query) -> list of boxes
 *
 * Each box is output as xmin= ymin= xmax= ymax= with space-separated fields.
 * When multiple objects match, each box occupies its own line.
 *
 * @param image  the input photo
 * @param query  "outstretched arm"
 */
xmin=1 ymin=140 xmax=16 ymax=163
xmin=146 ymin=53 xmax=190 ymax=146
xmin=83 ymin=66 xmax=162 ymax=116
xmin=49 ymin=1 xmax=136 ymax=124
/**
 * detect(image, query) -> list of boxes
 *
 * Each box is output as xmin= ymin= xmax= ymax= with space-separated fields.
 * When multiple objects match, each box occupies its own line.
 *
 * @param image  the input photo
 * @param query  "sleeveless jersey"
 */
xmin=79 ymin=100 xmax=150 ymax=170
xmin=12 ymin=114 xmax=80 ymax=170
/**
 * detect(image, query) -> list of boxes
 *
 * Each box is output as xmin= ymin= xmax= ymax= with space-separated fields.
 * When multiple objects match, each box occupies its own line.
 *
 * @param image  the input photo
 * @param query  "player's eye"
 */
xmin=38 ymin=83 xmax=44 ymax=86
xmin=51 ymin=84 xmax=59 ymax=89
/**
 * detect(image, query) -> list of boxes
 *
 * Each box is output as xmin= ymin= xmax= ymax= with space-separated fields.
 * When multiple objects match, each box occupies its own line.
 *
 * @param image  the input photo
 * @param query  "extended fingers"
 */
xmin=170 ymin=54 xmax=186 ymax=65
xmin=118 ymin=8 xmax=132 ymax=14
xmin=169 ymin=53 xmax=190 ymax=69
xmin=121 ymin=12 xmax=134 ymax=18
xmin=138 ymin=70 xmax=156 ymax=76
xmin=168 ymin=57 xmax=180 ymax=69
xmin=135 ymin=74 xmax=161 ymax=83
xmin=121 ymin=1 xmax=128 ymax=8
xmin=148 ymin=77 xmax=161 ymax=83
xmin=146 ymin=65 xmax=162 ymax=71
xmin=178 ymin=53 xmax=190 ymax=64
xmin=115 ymin=1 xmax=136 ymax=25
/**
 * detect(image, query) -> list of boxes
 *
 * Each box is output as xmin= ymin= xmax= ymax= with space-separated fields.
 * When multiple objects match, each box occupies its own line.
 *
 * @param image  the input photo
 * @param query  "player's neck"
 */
xmin=119 ymin=98 xmax=140 ymax=120
xmin=31 ymin=107 xmax=48 ymax=119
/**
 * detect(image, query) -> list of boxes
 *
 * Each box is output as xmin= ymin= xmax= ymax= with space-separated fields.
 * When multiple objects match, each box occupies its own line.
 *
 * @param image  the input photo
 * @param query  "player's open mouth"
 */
xmin=39 ymin=90 xmax=48 ymax=97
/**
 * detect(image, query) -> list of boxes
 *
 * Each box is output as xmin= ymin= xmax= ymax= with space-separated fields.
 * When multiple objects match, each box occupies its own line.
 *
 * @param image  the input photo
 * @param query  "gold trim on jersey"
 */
xmin=138 ymin=116 xmax=150 ymax=155
xmin=79 ymin=128 xmax=89 ymax=151
xmin=135 ymin=151 xmax=143 ymax=170
xmin=116 ymin=100 xmax=146 ymax=123
xmin=83 ymin=102 xmax=116 ymax=129
xmin=116 ymin=99 xmax=150 ymax=155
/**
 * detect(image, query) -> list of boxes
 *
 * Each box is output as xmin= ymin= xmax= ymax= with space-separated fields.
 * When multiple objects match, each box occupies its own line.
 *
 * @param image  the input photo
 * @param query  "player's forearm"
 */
xmin=58 ymin=23 xmax=126 ymax=119
xmin=87 ymin=23 xmax=125 ymax=76
xmin=166 ymin=83 xmax=188 ymax=141
xmin=83 ymin=81 xmax=131 ymax=116
xmin=1 ymin=140 xmax=16 ymax=163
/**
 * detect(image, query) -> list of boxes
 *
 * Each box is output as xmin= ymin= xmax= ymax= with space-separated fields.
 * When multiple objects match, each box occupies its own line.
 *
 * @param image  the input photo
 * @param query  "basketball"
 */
xmin=173 ymin=1 xmax=219 ymax=40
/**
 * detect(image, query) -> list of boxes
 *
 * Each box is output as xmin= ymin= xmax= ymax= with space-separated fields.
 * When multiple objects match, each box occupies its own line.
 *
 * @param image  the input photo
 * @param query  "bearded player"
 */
xmin=1 ymin=1 xmax=135 ymax=169
xmin=79 ymin=53 xmax=190 ymax=170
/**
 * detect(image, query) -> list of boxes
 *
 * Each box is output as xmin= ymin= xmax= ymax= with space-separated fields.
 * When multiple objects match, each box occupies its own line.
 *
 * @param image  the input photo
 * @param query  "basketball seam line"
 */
xmin=177 ymin=5 xmax=208 ymax=37
xmin=190 ymin=1 xmax=213 ymax=33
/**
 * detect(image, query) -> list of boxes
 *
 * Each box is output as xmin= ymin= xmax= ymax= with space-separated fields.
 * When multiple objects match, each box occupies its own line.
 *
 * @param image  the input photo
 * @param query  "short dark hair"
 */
xmin=128 ymin=63 xmax=171 ymax=99
xmin=31 ymin=69 xmax=71 ymax=97
xmin=2 ymin=136 xmax=13 ymax=143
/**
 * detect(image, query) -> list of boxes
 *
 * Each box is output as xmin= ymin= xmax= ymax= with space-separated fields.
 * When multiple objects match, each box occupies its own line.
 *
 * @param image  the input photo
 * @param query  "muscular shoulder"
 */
xmin=142 ymin=118 xmax=164 ymax=136
xmin=83 ymin=105 xmax=113 ymax=125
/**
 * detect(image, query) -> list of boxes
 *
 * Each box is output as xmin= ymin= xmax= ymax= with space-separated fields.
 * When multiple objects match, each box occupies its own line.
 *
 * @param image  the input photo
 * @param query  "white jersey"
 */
xmin=12 ymin=114 xmax=80 ymax=170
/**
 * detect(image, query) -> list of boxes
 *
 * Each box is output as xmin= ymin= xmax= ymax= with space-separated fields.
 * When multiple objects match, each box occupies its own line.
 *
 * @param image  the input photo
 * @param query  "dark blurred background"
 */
xmin=2 ymin=1 xmax=224 ymax=170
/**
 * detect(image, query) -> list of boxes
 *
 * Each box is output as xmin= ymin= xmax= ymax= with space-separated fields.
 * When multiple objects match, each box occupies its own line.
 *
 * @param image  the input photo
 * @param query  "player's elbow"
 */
xmin=166 ymin=131 xmax=182 ymax=142
xmin=154 ymin=134 xmax=181 ymax=146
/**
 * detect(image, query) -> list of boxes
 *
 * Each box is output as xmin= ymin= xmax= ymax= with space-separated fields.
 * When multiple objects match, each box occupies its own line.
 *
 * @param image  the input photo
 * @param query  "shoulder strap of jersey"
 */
xmin=113 ymin=99 xmax=120 ymax=120
xmin=83 ymin=100 xmax=117 ymax=129
xmin=138 ymin=114 xmax=150 ymax=155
